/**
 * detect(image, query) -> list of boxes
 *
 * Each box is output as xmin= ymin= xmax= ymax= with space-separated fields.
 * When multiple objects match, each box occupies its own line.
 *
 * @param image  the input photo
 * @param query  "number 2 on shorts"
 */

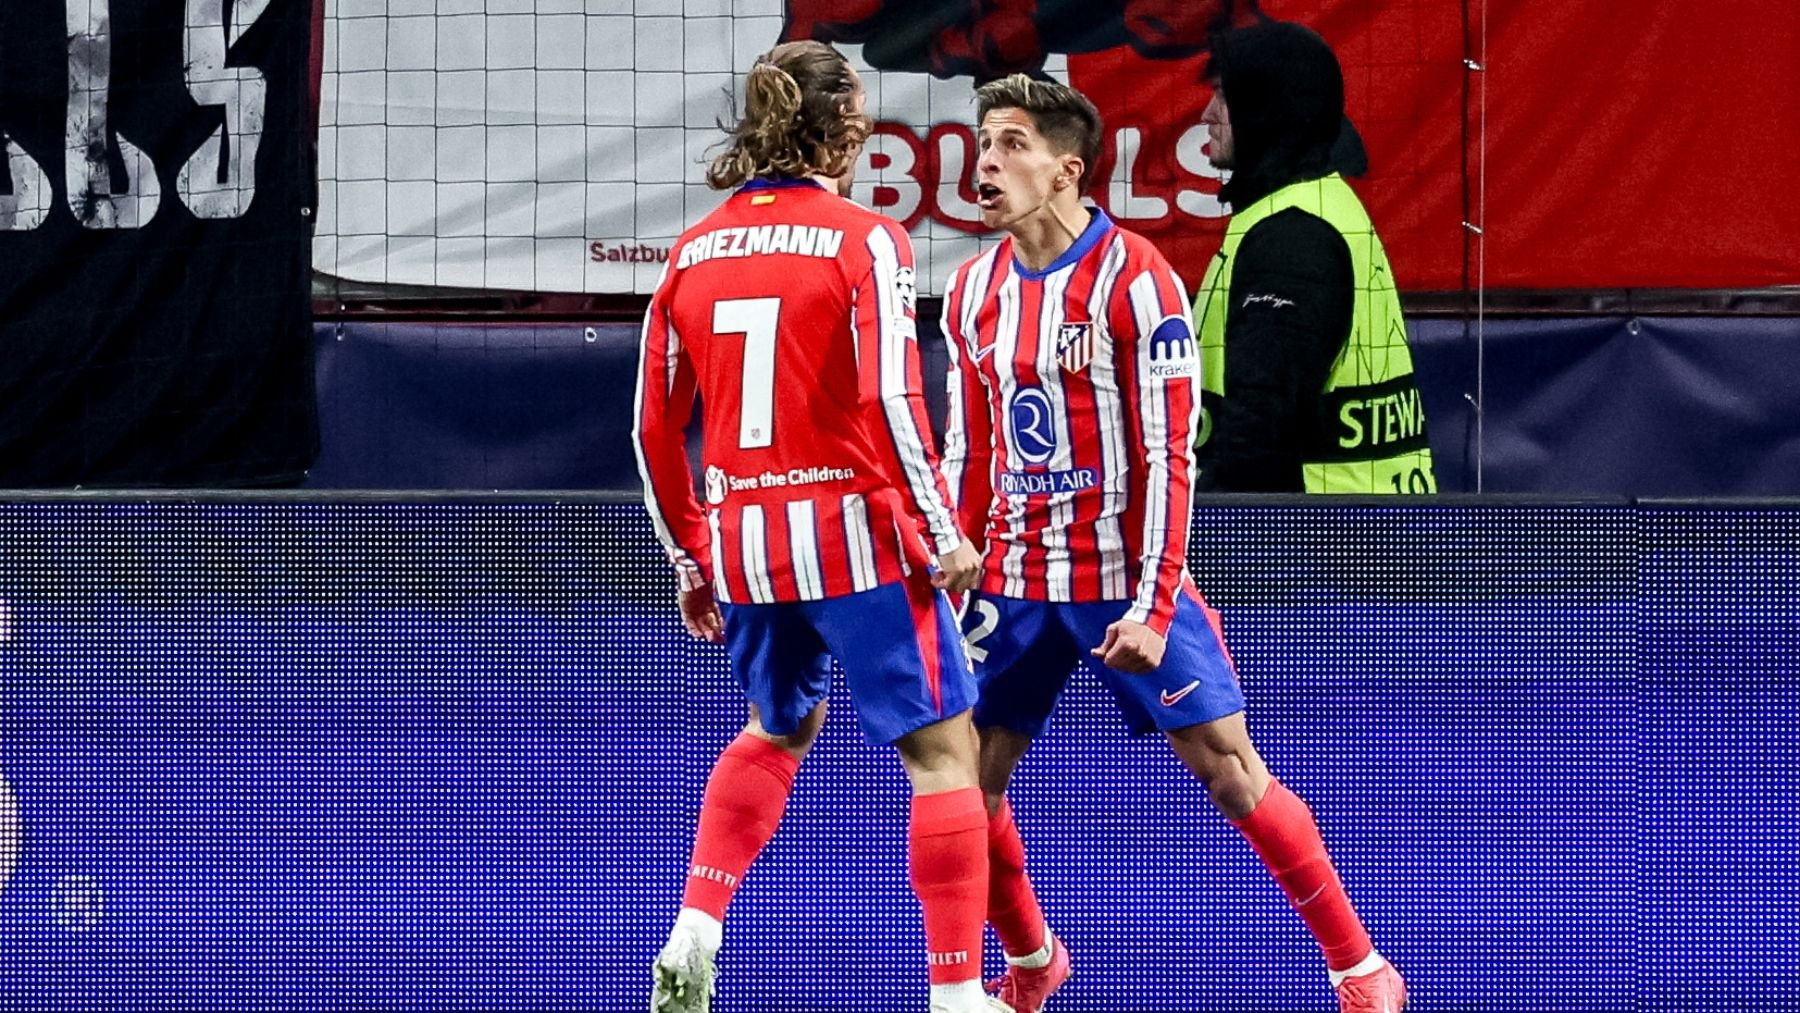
xmin=964 ymin=598 xmax=1001 ymax=663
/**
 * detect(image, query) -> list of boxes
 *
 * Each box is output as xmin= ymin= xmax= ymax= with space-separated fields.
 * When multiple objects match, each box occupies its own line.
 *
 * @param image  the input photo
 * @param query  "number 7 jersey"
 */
xmin=632 ymin=178 xmax=964 ymax=604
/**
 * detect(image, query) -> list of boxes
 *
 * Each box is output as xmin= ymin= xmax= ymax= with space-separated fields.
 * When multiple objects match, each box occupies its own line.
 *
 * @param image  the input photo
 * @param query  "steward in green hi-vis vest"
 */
xmin=1194 ymin=173 xmax=1437 ymax=494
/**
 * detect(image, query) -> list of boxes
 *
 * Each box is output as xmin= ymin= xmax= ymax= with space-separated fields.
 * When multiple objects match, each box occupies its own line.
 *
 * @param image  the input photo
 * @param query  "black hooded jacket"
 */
xmin=1197 ymin=21 xmax=1371 ymax=493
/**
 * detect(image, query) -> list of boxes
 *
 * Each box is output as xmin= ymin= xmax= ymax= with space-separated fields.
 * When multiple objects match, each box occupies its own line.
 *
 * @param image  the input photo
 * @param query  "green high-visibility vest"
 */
xmin=1193 ymin=174 xmax=1437 ymax=494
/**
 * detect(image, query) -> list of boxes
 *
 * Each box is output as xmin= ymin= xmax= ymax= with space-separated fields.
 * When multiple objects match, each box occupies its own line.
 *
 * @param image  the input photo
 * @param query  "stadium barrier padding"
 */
xmin=1 ymin=497 xmax=1794 ymax=1011
xmin=305 ymin=316 xmax=1800 ymax=496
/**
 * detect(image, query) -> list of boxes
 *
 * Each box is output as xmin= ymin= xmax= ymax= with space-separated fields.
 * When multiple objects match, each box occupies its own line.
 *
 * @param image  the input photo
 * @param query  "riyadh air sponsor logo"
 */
xmin=999 ymin=468 xmax=1099 ymax=496
xmin=1147 ymin=314 xmax=1197 ymax=379
xmin=1008 ymin=387 xmax=1057 ymax=465
xmin=1056 ymin=320 xmax=1096 ymax=373
xmin=1159 ymin=679 xmax=1201 ymax=707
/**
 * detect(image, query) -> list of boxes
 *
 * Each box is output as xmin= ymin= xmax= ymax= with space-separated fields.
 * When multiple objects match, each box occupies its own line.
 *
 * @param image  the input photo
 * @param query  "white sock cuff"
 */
xmin=673 ymin=907 xmax=724 ymax=954
xmin=927 ymin=978 xmax=986 ymax=1010
xmin=1327 ymin=950 xmax=1386 ymax=988
xmin=1005 ymin=924 xmax=1054 ymax=968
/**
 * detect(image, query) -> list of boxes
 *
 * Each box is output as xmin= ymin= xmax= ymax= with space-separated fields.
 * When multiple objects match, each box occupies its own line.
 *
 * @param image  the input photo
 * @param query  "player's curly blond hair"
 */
xmin=707 ymin=41 xmax=870 ymax=190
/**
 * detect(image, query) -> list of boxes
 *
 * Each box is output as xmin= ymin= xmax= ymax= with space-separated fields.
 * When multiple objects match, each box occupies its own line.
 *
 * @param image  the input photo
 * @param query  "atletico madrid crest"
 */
xmin=1056 ymin=321 xmax=1095 ymax=373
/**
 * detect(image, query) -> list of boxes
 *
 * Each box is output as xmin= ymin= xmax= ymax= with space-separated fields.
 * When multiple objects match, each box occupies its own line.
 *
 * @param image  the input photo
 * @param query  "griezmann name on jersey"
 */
xmin=633 ymin=179 xmax=963 ymax=604
xmin=940 ymin=209 xmax=1201 ymax=635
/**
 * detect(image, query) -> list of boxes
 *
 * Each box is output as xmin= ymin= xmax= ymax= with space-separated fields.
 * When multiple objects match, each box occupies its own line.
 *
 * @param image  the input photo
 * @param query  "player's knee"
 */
xmin=1202 ymin=762 xmax=1260 ymax=813
xmin=897 ymin=730 xmax=981 ymax=795
xmin=786 ymin=710 xmax=827 ymax=752
xmin=745 ymin=700 xmax=826 ymax=755
xmin=749 ymin=729 xmax=818 ymax=760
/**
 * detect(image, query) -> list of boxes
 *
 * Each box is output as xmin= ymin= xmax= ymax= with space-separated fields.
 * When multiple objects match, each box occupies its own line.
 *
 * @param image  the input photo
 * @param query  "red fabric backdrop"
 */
xmin=1061 ymin=0 xmax=1800 ymax=291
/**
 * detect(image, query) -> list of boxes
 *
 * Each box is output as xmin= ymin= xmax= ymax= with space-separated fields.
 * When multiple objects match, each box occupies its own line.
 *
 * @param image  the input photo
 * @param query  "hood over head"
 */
xmin=1207 ymin=20 xmax=1367 ymax=208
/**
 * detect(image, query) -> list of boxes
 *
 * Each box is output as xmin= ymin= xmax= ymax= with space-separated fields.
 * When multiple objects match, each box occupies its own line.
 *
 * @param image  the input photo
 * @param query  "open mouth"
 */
xmin=977 ymin=183 xmax=1004 ymax=209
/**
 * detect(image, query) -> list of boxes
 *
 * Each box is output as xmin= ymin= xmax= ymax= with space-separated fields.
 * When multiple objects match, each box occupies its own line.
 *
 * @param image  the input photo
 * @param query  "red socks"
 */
xmin=986 ymin=798 xmax=1048 ymax=958
xmin=686 ymin=738 xmax=1368 ymax=986
xmin=1231 ymin=779 xmax=1374 ymax=971
xmin=909 ymin=787 xmax=989 ymax=984
xmin=682 ymin=737 xmax=988 ymax=990
xmin=679 ymin=733 xmax=801 ymax=920
xmin=682 ymin=740 xmax=990 ymax=988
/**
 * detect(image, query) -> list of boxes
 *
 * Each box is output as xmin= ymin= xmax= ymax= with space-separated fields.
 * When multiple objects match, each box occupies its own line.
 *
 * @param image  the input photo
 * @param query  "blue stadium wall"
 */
xmin=304 ymin=316 xmax=1800 ymax=496
xmin=1 ymin=498 xmax=1795 ymax=1011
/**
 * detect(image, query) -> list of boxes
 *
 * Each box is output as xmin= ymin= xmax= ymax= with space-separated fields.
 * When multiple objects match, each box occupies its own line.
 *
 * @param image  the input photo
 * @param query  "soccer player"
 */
xmin=938 ymin=74 xmax=1409 ymax=1013
xmin=632 ymin=41 xmax=998 ymax=1013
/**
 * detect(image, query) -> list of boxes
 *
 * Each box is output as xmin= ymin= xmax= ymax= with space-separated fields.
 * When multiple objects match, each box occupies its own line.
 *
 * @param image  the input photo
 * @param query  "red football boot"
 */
xmin=985 ymin=933 xmax=1071 ymax=1013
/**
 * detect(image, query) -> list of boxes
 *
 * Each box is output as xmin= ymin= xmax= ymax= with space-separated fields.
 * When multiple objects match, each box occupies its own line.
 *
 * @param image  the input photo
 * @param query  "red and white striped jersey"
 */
xmin=940 ymin=209 xmax=1200 ymax=635
xmin=633 ymin=177 xmax=963 ymax=604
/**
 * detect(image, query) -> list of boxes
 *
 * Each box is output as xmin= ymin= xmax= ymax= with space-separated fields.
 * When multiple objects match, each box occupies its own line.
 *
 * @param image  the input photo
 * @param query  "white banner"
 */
xmin=315 ymin=0 xmax=1078 ymax=296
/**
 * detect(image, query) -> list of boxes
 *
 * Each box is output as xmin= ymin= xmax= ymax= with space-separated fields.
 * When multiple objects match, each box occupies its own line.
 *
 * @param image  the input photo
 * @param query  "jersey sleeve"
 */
xmin=1121 ymin=255 xmax=1201 ymax=636
xmin=854 ymin=219 xmax=965 ymax=556
xmin=938 ymin=268 xmax=995 ymax=553
xmin=631 ymin=265 xmax=712 ymax=592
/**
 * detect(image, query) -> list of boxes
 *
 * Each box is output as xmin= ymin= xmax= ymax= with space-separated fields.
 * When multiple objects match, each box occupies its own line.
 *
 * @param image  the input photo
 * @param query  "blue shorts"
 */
xmin=963 ymin=587 xmax=1245 ymax=738
xmin=721 ymin=573 xmax=977 ymax=745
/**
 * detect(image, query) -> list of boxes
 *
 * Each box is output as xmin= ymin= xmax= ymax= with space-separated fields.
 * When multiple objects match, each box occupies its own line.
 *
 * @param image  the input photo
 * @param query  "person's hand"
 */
xmin=679 ymin=584 xmax=725 ymax=643
xmin=931 ymin=537 xmax=983 ymax=595
xmin=1091 ymin=619 xmax=1166 ymax=673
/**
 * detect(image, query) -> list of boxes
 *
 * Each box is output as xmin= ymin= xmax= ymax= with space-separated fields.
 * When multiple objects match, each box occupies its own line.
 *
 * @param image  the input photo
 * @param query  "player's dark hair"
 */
xmin=975 ymin=74 xmax=1105 ymax=193
xmin=707 ymin=41 xmax=870 ymax=190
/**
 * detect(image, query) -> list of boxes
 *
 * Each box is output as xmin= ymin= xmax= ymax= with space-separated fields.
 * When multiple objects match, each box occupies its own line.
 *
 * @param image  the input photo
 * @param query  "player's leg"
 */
xmin=678 ymin=701 xmax=826 ymax=928
xmin=1145 ymin=592 xmax=1406 ymax=1011
xmin=1165 ymin=710 xmax=1269 ymax=819
xmin=813 ymin=574 xmax=991 ymax=1012
xmin=967 ymin=597 xmax=1079 ymax=1011
xmin=653 ymin=603 xmax=833 ymax=1013
xmin=978 ymin=724 xmax=1071 ymax=1013
xmin=894 ymin=711 xmax=993 ymax=1012
xmin=1166 ymin=714 xmax=1406 ymax=1011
